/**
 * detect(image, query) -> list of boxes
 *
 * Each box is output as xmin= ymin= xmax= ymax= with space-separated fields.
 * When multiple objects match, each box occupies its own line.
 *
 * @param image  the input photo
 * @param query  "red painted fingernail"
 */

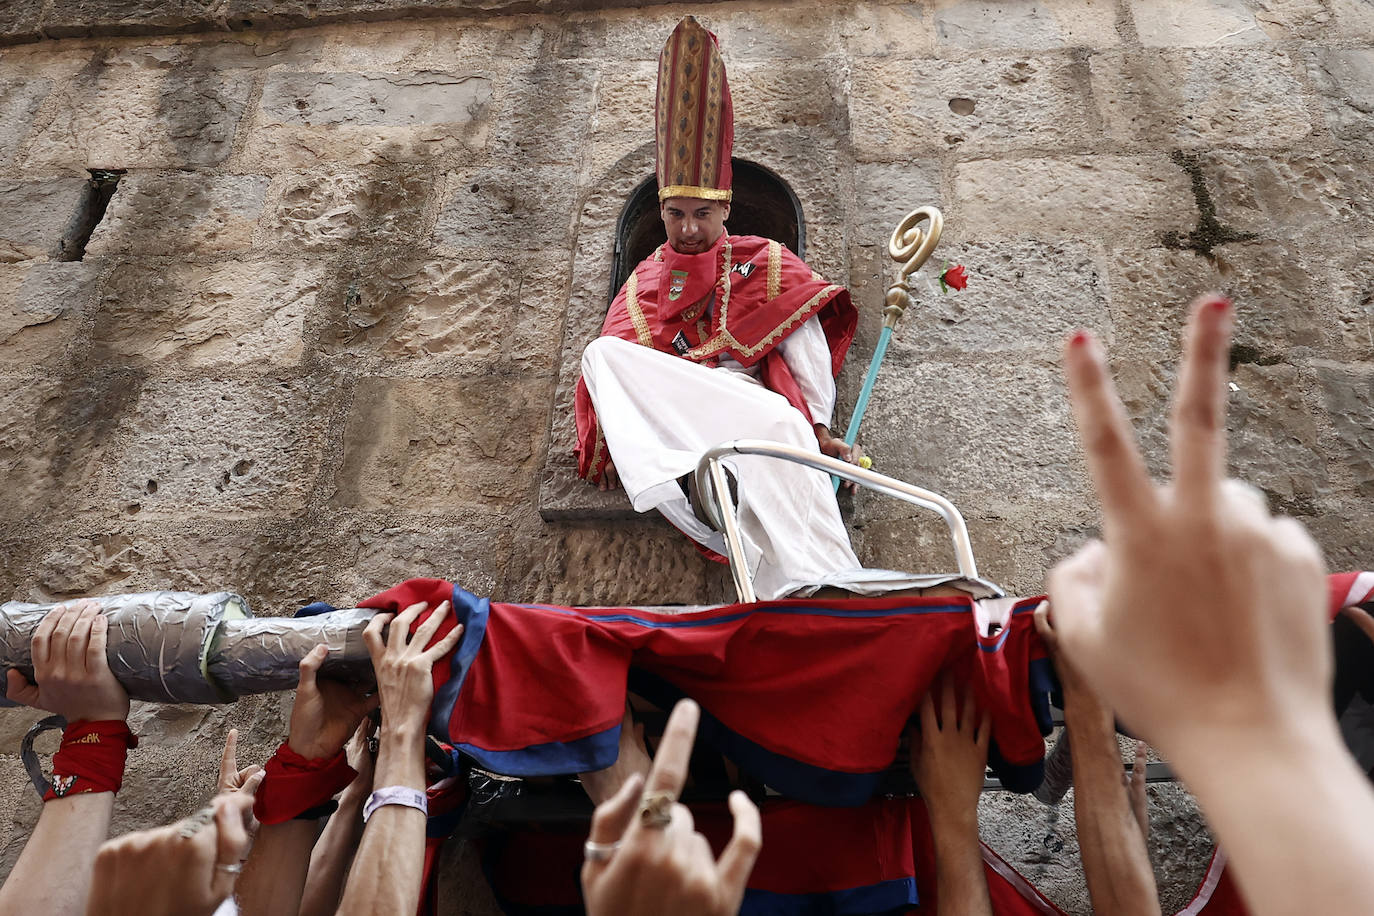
xmin=1209 ymin=297 xmax=1231 ymax=311
xmin=1069 ymin=329 xmax=1090 ymax=347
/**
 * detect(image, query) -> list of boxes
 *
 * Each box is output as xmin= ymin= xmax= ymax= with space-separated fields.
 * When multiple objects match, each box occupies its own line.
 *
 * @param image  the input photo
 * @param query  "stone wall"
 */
xmin=0 ymin=1 xmax=1370 ymax=912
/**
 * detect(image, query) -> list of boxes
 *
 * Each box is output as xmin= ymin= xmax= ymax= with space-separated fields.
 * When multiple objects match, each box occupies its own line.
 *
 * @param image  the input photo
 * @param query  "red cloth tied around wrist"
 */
xmin=253 ymin=742 xmax=357 ymax=825
xmin=44 ymin=720 xmax=137 ymax=801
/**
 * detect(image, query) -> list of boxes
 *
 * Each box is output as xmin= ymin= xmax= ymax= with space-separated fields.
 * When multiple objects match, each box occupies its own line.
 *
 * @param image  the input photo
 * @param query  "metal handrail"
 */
xmin=693 ymin=439 xmax=979 ymax=604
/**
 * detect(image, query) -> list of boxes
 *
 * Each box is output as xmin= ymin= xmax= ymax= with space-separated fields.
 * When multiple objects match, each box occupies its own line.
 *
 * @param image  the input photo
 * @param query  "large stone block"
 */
xmin=327 ymin=254 xmax=518 ymax=362
xmin=1312 ymin=361 xmax=1374 ymax=500
xmin=434 ymin=165 xmax=577 ymax=251
xmin=1332 ymin=0 xmax=1374 ymax=38
xmin=843 ymin=3 xmax=934 ymax=57
xmin=1321 ymin=235 xmax=1374 ymax=359
xmin=20 ymin=50 xmax=253 ymax=172
xmin=891 ymin=239 xmax=1109 ymax=359
xmin=1226 ymin=363 xmax=1328 ymax=512
xmin=92 ymin=258 xmax=319 ymax=368
xmin=1144 ymin=0 xmax=1335 ymax=42
xmin=0 ymin=179 xmax=87 ymax=263
xmin=0 ymin=78 xmax=52 ymax=169
xmin=24 ymin=518 xmax=346 ymax=612
xmin=109 ymin=377 xmax=331 ymax=516
xmin=858 ymin=361 xmax=1086 ymax=517
xmin=332 ymin=376 xmax=546 ymax=511
xmin=85 ymin=173 xmax=269 ymax=257
xmin=242 ymin=71 xmax=493 ymax=168
xmin=1130 ymin=0 xmax=1270 ymax=45
xmin=731 ymin=60 xmax=848 ymax=132
xmin=333 ymin=517 xmax=517 ymax=604
xmin=851 ymin=54 xmax=1095 ymax=160
xmin=259 ymin=167 xmax=436 ymax=250
xmin=931 ymin=0 xmax=1120 ymax=49
xmin=853 ymin=163 xmax=943 ymax=251
xmin=1211 ymin=238 xmax=1335 ymax=358
xmin=0 ymin=372 xmax=145 ymax=521
xmin=506 ymin=520 xmax=735 ymax=607
xmin=1305 ymin=49 xmax=1374 ymax=143
xmin=0 ymin=261 xmax=101 ymax=369
xmin=1199 ymin=148 xmax=1374 ymax=240
xmin=38 ymin=0 xmax=226 ymax=38
xmin=1090 ymin=50 xmax=1315 ymax=148
xmin=484 ymin=62 xmax=596 ymax=166
xmin=508 ymin=249 xmax=575 ymax=368
xmin=953 ymin=156 xmax=1193 ymax=241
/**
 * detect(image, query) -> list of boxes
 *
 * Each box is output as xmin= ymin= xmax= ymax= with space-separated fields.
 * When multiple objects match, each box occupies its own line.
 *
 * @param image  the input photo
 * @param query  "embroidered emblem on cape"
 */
xmin=730 ymin=261 xmax=756 ymax=278
xmin=671 ymin=330 xmax=690 ymax=355
xmin=51 ymin=774 xmax=77 ymax=797
xmin=667 ymin=269 xmax=689 ymax=302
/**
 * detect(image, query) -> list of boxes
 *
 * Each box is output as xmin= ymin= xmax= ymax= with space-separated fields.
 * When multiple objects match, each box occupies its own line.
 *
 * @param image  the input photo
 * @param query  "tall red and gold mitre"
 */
xmin=655 ymin=16 xmax=734 ymax=202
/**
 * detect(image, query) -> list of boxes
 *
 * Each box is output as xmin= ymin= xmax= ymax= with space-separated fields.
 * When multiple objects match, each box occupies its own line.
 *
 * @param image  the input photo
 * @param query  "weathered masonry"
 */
xmin=0 ymin=1 xmax=1371 ymax=912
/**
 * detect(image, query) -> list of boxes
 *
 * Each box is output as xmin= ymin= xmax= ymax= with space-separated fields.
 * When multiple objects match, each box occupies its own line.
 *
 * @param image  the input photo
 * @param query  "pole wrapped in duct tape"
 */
xmin=0 ymin=592 xmax=378 ymax=706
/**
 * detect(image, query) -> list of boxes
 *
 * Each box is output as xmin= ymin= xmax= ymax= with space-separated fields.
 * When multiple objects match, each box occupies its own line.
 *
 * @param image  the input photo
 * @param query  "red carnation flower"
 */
xmin=940 ymin=263 xmax=969 ymax=293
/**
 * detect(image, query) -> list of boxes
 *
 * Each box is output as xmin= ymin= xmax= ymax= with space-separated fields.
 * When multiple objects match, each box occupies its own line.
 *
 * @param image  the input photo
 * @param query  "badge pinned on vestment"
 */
xmin=668 ymin=269 xmax=689 ymax=302
xmin=730 ymin=261 xmax=756 ymax=278
xmin=671 ymin=331 xmax=690 ymax=355
xmin=50 ymin=774 xmax=76 ymax=797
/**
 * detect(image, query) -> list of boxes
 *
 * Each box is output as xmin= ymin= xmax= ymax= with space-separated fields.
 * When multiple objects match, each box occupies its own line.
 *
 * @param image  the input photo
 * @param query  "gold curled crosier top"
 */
xmin=884 ymin=206 xmax=943 ymax=331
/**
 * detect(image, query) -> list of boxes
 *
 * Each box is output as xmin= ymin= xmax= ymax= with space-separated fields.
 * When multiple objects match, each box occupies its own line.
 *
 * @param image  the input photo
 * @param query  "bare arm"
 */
xmin=236 ymin=643 xmax=377 ymax=916
xmin=0 ymin=602 xmax=130 ymax=916
xmin=337 ymin=601 xmax=463 ymax=916
xmin=297 ymin=722 xmax=374 ymax=916
xmin=910 ymin=686 xmax=993 ymax=916
xmin=1036 ymin=605 xmax=1161 ymax=916
xmin=1049 ymin=296 xmax=1374 ymax=916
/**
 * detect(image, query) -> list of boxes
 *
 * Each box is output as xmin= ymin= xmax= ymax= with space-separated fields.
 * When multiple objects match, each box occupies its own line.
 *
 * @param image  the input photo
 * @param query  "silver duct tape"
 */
xmin=205 ymin=609 xmax=379 ymax=696
xmin=0 ymin=591 xmax=248 ymax=705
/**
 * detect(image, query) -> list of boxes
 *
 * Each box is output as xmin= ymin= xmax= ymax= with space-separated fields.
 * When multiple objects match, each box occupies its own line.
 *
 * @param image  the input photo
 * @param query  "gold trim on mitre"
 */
xmin=657 ymin=185 xmax=734 ymax=202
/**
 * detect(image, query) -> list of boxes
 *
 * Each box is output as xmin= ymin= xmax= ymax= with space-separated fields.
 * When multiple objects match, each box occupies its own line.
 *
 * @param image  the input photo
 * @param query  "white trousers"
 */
xmin=581 ymin=336 xmax=862 ymax=600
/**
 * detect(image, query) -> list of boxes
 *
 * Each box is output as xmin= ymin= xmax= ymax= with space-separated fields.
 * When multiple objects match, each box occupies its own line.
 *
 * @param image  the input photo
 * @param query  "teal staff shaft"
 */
xmin=832 ymin=325 xmax=893 ymax=492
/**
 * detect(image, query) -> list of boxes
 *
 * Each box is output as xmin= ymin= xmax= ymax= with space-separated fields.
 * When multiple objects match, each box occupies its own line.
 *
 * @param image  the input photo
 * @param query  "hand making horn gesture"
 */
xmin=581 ymin=699 xmax=762 ymax=916
xmin=1046 ymin=296 xmax=1330 ymax=761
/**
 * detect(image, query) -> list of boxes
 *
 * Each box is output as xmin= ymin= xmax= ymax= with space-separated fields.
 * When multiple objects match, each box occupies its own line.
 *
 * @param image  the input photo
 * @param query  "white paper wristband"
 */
xmin=362 ymin=786 xmax=428 ymax=823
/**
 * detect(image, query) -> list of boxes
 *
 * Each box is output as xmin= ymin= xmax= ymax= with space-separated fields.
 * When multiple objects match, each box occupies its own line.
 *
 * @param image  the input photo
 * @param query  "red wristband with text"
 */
xmin=44 ymin=720 xmax=137 ymax=801
xmin=253 ymin=742 xmax=358 ymax=825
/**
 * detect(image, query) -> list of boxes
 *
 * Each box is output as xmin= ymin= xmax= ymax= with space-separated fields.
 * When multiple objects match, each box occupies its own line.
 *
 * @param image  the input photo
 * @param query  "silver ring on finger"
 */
xmin=214 ymin=862 xmax=243 ymax=874
xmin=638 ymin=791 xmax=675 ymax=830
xmin=583 ymin=839 xmax=620 ymax=862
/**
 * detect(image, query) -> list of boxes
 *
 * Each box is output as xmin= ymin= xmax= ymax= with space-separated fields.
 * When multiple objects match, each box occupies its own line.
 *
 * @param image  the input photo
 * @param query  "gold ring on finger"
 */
xmin=637 ymin=791 xmax=675 ymax=829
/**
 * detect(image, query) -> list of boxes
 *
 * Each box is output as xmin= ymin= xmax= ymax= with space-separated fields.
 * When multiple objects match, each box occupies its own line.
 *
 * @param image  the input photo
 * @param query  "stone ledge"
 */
xmin=0 ymin=0 xmax=731 ymax=47
xmin=538 ymin=465 xmax=638 ymax=521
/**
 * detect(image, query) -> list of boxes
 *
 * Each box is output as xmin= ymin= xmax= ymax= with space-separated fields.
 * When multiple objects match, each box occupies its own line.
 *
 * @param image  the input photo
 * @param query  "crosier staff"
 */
xmin=833 ymin=207 xmax=943 ymax=492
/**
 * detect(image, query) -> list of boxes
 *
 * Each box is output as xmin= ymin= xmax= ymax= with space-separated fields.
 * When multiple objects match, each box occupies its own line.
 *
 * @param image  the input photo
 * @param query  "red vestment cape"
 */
xmin=573 ymin=234 xmax=857 ymax=483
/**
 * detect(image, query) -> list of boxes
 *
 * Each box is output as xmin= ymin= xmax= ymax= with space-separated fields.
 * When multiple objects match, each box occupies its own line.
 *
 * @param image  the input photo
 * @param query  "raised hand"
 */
xmin=288 ymin=643 xmax=380 ymax=760
xmin=1047 ymin=296 xmax=1328 ymax=759
xmin=581 ymin=699 xmax=761 ymax=916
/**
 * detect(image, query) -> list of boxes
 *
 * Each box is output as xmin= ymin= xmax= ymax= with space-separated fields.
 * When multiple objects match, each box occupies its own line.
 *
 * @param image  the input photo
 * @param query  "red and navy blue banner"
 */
xmin=356 ymin=579 xmax=1053 ymax=804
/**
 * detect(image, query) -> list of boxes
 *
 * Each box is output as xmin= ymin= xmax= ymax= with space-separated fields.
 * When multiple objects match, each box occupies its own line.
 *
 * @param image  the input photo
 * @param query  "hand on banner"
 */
xmin=582 ymin=699 xmax=761 ymax=916
xmin=909 ymin=683 xmax=990 ymax=831
xmin=288 ymin=643 xmax=380 ymax=761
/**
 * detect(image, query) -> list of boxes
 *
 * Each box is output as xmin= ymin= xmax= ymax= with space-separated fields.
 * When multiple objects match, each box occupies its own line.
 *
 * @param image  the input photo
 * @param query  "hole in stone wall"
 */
xmin=948 ymin=97 xmax=977 ymax=115
xmin=56 ymin=169 xmax=124 ymax=262
xmin=609 ymin=159 xmax=805 ymax=302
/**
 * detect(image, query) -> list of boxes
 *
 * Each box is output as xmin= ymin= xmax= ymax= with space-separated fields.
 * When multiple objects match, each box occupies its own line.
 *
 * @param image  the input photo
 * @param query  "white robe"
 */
xmin=580 ymin=320 xmax=862 ymax=600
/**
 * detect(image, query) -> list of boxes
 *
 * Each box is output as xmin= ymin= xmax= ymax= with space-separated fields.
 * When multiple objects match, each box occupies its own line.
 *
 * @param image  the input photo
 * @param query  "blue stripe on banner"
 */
xmin=521 ymin=601 xmax=970 ymax=629
xmin=428 ymin=585 xmax=493 ymax=738
xmin=742 ymin=877 xmax=919 ymax=916
xmin=454 ymin=726 xmax=621 ymax=777
xmin=627 ymin=669 xmax=883 ymax=807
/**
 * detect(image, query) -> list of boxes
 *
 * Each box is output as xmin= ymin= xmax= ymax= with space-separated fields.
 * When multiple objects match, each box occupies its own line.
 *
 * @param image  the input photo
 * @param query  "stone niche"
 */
xmin=537 ymin=143 xmax=836 ymax=522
